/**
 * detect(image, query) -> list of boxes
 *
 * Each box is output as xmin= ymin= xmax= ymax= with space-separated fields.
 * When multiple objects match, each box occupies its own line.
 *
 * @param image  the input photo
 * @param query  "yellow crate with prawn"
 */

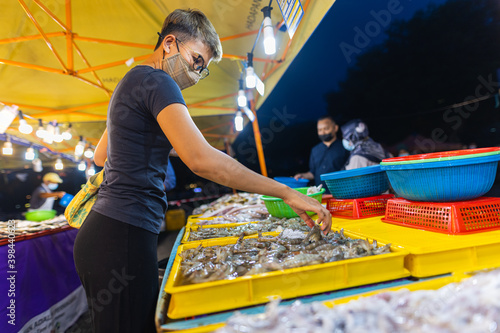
xmin=164 ymin=229 xmax=410 ymax=319
xmin=181 ymin=223 xmax=279 ymax=244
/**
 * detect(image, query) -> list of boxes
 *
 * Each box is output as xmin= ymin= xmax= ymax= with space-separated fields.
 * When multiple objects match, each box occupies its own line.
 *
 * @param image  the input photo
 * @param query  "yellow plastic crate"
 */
xmin=164 ymin=230 xmax=410 ymax=319
xmin=331 ymin=216 xmax=500 ymax=277
xmin=165 ymin=208 xmax=186 ymax=231
xmin=181 ymin=224 xmax=278 ymax=244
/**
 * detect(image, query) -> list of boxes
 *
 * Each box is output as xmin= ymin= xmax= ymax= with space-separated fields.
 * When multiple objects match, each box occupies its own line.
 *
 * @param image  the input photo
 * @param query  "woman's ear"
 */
xmin=163 ymin=35 xmax=175 ymax=54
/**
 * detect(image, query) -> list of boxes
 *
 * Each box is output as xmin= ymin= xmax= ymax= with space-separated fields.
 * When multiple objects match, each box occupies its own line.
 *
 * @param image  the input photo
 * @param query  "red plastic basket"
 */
xmin=326 ymin=194 xmax=395 ymax=219
xmin=382 ymin=197 xmax=500 ymax=234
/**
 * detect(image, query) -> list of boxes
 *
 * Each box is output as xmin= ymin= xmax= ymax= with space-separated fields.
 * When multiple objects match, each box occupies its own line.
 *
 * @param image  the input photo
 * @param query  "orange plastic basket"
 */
xmin=327 ymin=194 xmax=394 ymax=219
xmin=382 ymin=197 xmax=500 ymax=234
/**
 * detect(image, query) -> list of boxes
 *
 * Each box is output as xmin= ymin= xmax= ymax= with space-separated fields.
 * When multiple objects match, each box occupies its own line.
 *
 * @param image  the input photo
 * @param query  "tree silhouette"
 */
xmin=326 ymin=0 xmax=500 ymax=151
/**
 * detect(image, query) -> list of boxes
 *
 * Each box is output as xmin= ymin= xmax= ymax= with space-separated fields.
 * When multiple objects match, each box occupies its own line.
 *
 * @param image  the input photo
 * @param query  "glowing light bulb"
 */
xmin=36 ymin=120 xmax=47 ymax=139
xmin=78 ymin=161 xmax=86 ymax=171
xmin=75 ymin=138 xmax=85 ymax=157
xmin=237 ymin=89 xmax=247 ymax=107
xmin=25 ymin=147 xmax=35 ymax=160
xmin=262 ymin=16 xmax=276 ymax=55
xmin=84 ymin=148 xmax=94 ymax=159
xmin=55 ymin=158 xmax=64 ymax=170
xmin=18 ymin=119 xmax=33 ymax=134
xmin=53 ymin=125 xmax=63 ymax=143
xmin=2 ymin=141 xmax=13 ymax=155
xmin=87 ymin=166 xmax=96 ymax=176
xmin=235 ymin=110 xmax=244 ymax=132
xmin=246 ymin=66 xmax=256 ymax=89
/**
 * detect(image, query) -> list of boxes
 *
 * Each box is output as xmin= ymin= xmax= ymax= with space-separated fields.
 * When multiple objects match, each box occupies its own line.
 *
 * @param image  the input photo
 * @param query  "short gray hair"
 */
xmin=155 ymin=9 xmax=223 ymax=63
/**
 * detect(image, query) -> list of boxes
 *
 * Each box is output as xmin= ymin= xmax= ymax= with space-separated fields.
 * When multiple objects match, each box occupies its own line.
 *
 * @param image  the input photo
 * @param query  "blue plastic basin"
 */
xmin=380 ymin=155 xmax=500 ymax=201
xmin=320 ymin=165 xmax=389 ymax=199
xmin=273 ymin=177 xmax=309 ymax=188
xmin=59 ymin=193 xmax=75 ymax=207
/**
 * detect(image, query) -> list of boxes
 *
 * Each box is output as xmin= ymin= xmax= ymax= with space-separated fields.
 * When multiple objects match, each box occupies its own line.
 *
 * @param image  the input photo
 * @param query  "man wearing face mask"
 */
xmin=294 ymin=116 xmax=349 ymax=190
xmin=29 ymin=172 xmax=66 ymax=211
xmin=341 ymin=119 xmax=392 ymax=170
xmin=74 ymin=9 xmax=332 ymax=333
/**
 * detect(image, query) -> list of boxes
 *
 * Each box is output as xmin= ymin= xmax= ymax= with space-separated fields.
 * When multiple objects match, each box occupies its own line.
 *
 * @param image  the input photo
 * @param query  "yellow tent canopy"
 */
xmin=0 ymin=0 xmax=335 ymax=171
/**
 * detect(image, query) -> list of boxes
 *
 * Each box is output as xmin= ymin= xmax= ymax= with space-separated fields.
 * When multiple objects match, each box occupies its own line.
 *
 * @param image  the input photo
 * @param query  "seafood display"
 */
xmin=0 ymin=215 xmax=68 ymax=238
xmin=217 ymin=268 xmax=500 ymax=333
xmin=187 ymin=217 xmax=310 ymax=241
xmin=193 ymin=193 xmax=267 ymax=218
xmin=178 ymin=225 xmax=391 ymax=285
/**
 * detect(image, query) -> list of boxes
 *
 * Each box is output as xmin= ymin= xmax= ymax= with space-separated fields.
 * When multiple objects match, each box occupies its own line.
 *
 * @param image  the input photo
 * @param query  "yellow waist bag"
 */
xmin=64 ymin=168 xmax=104 ymax=228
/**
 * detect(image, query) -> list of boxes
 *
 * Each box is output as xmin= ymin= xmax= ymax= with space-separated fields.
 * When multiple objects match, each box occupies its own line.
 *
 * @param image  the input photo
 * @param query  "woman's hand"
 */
xmin=282 ymin=187 xmax=332 ymax=235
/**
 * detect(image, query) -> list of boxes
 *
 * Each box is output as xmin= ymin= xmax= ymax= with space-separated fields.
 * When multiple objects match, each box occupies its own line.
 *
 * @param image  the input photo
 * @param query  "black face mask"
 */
xmin=318 ymin=133 xmax=334 ymax=142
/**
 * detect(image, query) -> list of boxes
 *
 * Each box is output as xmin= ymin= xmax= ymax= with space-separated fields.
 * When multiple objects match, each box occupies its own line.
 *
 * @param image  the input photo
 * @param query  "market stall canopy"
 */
xmin=0 ymin=0 xmax=335 ymax=169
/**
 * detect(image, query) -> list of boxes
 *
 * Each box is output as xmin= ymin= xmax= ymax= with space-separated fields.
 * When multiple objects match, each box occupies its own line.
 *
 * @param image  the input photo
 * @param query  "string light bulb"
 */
xmin=36 ymin=119 xmax=47 ymax=139
xmin=55 ymin=158 xmax=64 ymax=170
xmin=62 ymin=123 xmax=72 ymax=141
xmin=2 ymin=137 xmax=13 ymax=155
xmin=25 ymin=147 xmax=35 ymax=161
xmin=18 ymin=111 xmax=33 ymax=135
xmin=75 ymin=136 xmax=85 ymax=157
xmin=237 ymin=79 xmax=247 ymax=107
xmin=87 ymin=165 xmax=96 ymax=177
xmin=261 ymin=6 xmax=276 ymax=55
xmin=78 ymin=160 xmax=86 ymax=171
xmin=84 ymin=148 xmax=94 ymax=159
xmin=245 ymin=53 xmax=256 ymax=89
xmin=235 ymin=110 xmax=244 ymax=132
xmin=53 ymin=124 xmax=63 ymax=143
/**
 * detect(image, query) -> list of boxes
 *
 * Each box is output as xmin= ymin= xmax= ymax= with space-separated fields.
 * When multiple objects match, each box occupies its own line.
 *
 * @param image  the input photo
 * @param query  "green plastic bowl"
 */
xmin=260 ymin=187 xmax=325 ymax=218
xmin=25 ymin=210 xmax=57 ymax=222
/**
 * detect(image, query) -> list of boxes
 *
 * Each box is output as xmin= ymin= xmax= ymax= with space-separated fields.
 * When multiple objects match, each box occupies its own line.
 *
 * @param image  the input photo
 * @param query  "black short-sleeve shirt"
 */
xmin=92 ymin=65 xmax=185 ymax=234
xmin=309 ymin=139 xmax=349 ymax=189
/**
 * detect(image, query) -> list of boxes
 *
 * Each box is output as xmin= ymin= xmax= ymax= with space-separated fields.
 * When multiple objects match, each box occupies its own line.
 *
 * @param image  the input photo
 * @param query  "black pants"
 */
xmin=74 ymin=210 xmax=159 ymax=333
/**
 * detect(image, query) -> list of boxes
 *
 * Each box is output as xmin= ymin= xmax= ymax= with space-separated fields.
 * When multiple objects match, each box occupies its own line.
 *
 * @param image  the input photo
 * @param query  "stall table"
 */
xmin=0 ymin=223 xmax=87 ymax=333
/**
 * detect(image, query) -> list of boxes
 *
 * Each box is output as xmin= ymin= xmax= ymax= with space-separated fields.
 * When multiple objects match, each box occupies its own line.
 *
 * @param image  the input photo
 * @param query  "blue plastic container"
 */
xmin=320 ymin=165 xmax=389 ymax=199
xmin=273 ymin=177 xmax=309 ymax=188
xmin=59 ymin=193 xmax=74 ymax=207
xmin=380 ymin=155 xmax=500 ymax=202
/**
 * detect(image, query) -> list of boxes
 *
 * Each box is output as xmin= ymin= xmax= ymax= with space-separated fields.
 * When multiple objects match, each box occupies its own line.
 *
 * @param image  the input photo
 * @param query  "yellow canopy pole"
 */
xmin=250 ymin=100 xmax=267 ymax=177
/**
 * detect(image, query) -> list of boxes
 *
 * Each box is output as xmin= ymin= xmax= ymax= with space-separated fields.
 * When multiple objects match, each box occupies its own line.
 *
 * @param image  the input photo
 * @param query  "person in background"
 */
xmin=29 ymin=172 xmax=66 ymax=210
xmin=398 ymin=147 xmax=410 ymax=157
xmin=294 ymin=116 xmax=349 ymax=190
xmin=341 ymin=119 xmax=392 ymax=170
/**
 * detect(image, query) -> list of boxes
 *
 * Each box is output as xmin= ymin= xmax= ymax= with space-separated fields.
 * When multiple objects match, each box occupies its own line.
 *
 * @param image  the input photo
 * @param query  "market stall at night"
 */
xmin=1 ymin=0 xmax=499 ymax=332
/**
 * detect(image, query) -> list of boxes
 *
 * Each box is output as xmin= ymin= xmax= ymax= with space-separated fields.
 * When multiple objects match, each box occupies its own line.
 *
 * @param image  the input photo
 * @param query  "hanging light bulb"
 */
xmin=36 ymin=119 xmax=47 ymax=139
xmin=25 ymin=147 xmax=35 ymax=161
xmin=235 ymin=110 xmax=244 ymax=132
xmin=53 ymin=123 xmax=63 ymax=143
xmin=75 ymin=136 xmax=85 ymax=157
xmin=237 ymin=79 xmax=247 ymax=107
xmin=245 ymin=53 xmax=256 ymax=89
xmin=55 ymin=158 xmax=64 ymax=170
xmin=32 ymin=158 xmax=43 ymax=172
xmin=43 ymin=122 xmax=55 ymax=144
xmin=18 ymin=111 xmax=33 ymax=134
xmin=87 ymin=165 xmax=96 ymax=176
xmin=2 ymin=137 xmax=13 ymax=155
xmin=62 ymin=123 xmax=72 ymax=141
xmin=262 ymin=6 xmax=276 ymax=55
xmin=78 ymin=160 xmax=86 ymax=171
xmin=84 ymin=148 xmax=94 ymax=159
